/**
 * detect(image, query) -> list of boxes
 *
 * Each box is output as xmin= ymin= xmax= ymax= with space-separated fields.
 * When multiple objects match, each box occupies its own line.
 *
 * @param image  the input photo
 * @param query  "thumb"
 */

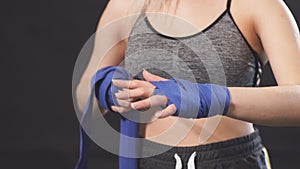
xmin=142 ymin=69 xmax=167 ymax=82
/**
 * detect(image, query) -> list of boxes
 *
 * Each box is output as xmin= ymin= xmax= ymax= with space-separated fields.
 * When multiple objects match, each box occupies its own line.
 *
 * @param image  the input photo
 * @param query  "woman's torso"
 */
xmin=124 ymin=0 xmax=266 ymax=146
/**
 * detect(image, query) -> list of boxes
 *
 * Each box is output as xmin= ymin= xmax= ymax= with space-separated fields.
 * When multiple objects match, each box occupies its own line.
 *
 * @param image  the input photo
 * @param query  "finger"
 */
xmin=142 ymin=69 xmax=168 ymax=82
xmin=155 ymin=104 xmax=177 ymax=118
xmin=112 ymin=79 xmax=155 ymax=89
xmin=115 ymin=99 xmax=132 ymax=108
xmin=111 ymin=106 xmax=131 ymax=113
xmin=114 ymin=89 xmax=130 ymax=99
xmin=131 ymin=95 xmax=168 ymax=110
xmin=115 ymin=88 xmax=155 ymax=100
xmin=112 ymin=79 xmax=156 ymax=90
xmin=128 ymin=98 xmax=136 ymax=102
xmin=112 ymin=79 xmax=137 ymax=89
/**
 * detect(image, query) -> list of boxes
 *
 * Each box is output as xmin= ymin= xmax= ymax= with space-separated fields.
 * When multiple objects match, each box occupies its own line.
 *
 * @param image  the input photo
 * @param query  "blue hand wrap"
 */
xmin=94 ymin=66 xmax=132 ymax=111
xmin=76 ymin=66 xmax=138 ymax=169
xmin=151 ymin=78 xmax=231 ymax=118
xmin=94 ymin=66 xmax=139 ymax=169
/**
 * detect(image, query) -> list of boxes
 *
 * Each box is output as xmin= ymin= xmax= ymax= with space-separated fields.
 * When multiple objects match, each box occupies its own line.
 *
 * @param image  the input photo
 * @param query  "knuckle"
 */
xmin=128 ymin=90 xmax=134 ymax=98
xmin=131 ymin=80 xmax=139 ymax=88
xmin=134 ymin=88 xmax=143 ymax=97
xmin=141 ymin=88 xmax=147 ymax=96
xmin=127 ymin=90 xmax=131 ymax=99
xmin=125 ymin=101 xmax=131 ymax=108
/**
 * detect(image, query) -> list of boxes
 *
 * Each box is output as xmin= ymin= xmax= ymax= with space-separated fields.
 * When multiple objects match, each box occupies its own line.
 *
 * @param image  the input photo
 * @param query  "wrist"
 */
xmin=226 ymin=87 xmax=237 ymax=117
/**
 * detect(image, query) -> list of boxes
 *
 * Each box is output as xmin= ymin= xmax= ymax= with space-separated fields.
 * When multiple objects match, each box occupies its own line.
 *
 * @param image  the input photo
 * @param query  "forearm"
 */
xmin=76 ymin=76 xmax=108 ymax=114
xmin=227 ymin=85 xmax=300 ymax=126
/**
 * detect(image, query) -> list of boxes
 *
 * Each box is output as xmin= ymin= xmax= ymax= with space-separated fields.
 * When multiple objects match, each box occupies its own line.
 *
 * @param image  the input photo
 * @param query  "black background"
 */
xmin=2 ymin=0 xmax=300 ymax=169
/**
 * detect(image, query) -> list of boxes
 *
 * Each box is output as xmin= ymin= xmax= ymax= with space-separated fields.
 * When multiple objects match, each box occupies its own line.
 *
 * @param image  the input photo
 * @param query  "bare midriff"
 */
xmin=143 ymin=116 xmax=254 ymax=146
xmin=138 ymin=0 xmax=259 ymax=147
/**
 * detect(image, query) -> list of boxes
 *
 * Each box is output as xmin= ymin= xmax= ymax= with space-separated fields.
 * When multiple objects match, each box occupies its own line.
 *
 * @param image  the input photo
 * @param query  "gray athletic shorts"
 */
xmin=139 ymin=129 xmax=268 ymax=169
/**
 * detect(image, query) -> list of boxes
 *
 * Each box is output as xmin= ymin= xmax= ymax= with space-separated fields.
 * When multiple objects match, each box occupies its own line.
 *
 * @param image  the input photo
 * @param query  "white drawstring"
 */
xmin=174 ymin=153 xmax=182 ymax=169
xmin=174 ymin=152 xmax=197 ymax=169
xmin=187 ymin=152 xmax=197 ymax=169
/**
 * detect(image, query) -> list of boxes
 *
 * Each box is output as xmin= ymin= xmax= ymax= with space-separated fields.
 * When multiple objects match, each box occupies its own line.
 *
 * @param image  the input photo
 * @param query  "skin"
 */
xmin=112 ymin=70 xmax=300 ymax=126
xmin=76 ymin=0 xmax=300 ymax=146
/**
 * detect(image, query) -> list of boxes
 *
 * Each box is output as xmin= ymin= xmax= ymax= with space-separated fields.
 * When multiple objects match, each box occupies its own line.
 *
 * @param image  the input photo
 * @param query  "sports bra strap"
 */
xmin=226 ymin=0 xmax=232 ymax=11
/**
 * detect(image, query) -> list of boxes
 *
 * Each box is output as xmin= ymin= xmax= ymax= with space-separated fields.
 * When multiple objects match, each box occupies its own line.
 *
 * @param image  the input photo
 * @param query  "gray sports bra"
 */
xmin=125 ymin=0 xmax=262 ymax=87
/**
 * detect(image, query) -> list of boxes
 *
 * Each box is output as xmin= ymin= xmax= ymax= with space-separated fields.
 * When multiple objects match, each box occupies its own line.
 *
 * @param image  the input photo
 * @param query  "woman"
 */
xmin=75 ymin=0 xmax=300 ymax=168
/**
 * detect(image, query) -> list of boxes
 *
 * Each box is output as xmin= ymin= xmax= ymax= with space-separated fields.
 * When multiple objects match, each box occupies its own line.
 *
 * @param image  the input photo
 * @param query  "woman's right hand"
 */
xmin=111 ymin=70 xmax=177 ymax=118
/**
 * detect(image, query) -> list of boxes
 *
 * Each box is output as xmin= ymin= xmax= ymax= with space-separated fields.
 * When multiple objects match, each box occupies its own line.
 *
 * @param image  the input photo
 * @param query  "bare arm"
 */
xmin=105 ymin=0 xmax=300 ymax=126
xmin=75 ymin=0 xmax=138 ymax=113
xmin=227 ymin=86 xmax=300 ymax=126
xmin=227 ymin=0 xmax=300 ymax=126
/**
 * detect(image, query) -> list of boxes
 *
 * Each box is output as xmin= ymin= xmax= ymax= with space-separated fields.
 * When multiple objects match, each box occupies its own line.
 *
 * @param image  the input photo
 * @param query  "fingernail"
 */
xmin=111 ymin=106 xmax=118 ymax=112
xmin=115 ymin=92 xmax=120 ymax=98
xmin=155 ymin=111 xmax=162 ymax=117
xmin=131 ymin=103 xmax=136 ymax=109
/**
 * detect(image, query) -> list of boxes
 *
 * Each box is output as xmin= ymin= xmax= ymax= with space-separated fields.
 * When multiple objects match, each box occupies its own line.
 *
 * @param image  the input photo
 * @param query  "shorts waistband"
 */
xmin=141 ymin=129 xmax=263 ymax=163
